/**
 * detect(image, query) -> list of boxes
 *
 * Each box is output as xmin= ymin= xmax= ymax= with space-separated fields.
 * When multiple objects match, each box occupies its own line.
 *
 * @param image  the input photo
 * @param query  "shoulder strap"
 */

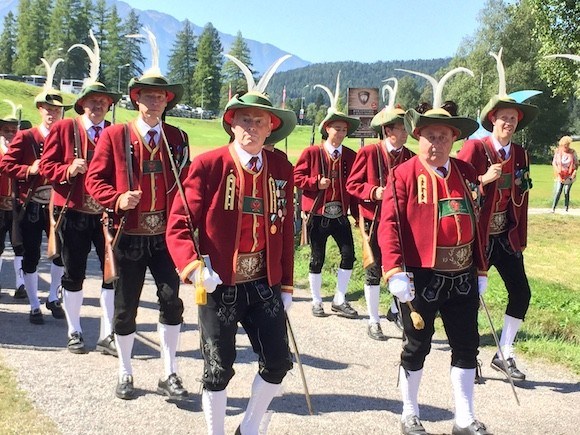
xmin=123 ymin=124 xmax=133 ymax=190
xmin=72 ymin=119 xmax=81 ymax=158
xmin=375 ymin=143 xmax=385 ymax=187
xmin=318 ymin=145 xmax=326 ymax=178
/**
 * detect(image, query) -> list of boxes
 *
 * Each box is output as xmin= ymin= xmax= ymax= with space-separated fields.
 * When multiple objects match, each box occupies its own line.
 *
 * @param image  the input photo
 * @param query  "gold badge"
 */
xmin=270 ymin=225 xmax=277 ymax=234
xmin=417 ymin=174 xmax=427 ymax=204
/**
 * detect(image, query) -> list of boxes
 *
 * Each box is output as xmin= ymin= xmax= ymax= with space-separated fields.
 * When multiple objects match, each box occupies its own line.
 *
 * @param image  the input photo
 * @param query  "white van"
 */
xmin=60 ymin=79 xmax=84 ymax=94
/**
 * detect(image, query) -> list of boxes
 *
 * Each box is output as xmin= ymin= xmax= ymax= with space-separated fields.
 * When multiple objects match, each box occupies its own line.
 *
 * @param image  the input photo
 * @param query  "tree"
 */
xmin=167 ymin=20 xmax=197 ymax=105
xmin=193 ymin=23 xmax=223 ymax=112
xmin=396 ymin=76 xmax=421 ymax=111
xmin=220 ymin=31 xmax=252 ymax=108
xmin=100 ymin=6 xmax=125 ymax=91
xmin=121 ymin=8 xmax=145 ymax=87
xmin=0 ymin=12 xmax=17 ymax=73
xmin=14 ymin=0 xmax=51 ymax=75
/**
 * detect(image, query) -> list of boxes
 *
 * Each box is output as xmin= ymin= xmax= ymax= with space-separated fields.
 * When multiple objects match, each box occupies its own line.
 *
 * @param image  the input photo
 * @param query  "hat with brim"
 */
xmin=404 ymin=108 xmax=479 ymax=141
xmin=371 ymin=107 xmax=405 ymax=138
xmin=34 ymin=90 xmax=73 ymax=110
xmin=480 ymin=95 xmax=539 ymax=132
xmin=74 ymin=82 xmax=122 ymax=114
xmin=128 ymin=75 xmax=184 ymax=111
xmin=222 ymin=92 xmax=297 ymax=144
xmin=319 ymin=110 xmax=360 ymax=139
xmin=0 ymin=116 xmax=19 ymax=127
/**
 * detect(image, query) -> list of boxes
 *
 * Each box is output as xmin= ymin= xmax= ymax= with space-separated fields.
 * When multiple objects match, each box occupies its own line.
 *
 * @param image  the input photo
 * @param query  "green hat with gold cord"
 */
xmin=315 ymin=71 xmax=360 ymax=139
xmin=479 ymin=48 xmax=539 ymax=133
xmin=222 ymin=54 xmax=297 ymax=144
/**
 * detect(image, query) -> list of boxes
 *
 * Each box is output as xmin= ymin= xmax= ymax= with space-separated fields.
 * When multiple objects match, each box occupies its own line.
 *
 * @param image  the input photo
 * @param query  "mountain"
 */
xmin=0 ymin=0 xmax=311 ymax=75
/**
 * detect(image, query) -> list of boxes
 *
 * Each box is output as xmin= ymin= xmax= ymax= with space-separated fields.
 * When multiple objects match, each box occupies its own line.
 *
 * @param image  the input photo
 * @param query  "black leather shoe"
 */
xmin=14 ymin=284 xmax=27 ymax=300
xmin=157 ymin=373 xmax=188 ymax=399
xmin=386 ymin=308 xmax=404 ymax=331
xmin=45 ymin=299 xmax=65 ymax=319
xmin=67 ymin=331 xmax=87 ymax=354
xmin=452 ymin=420 xmax=491 ymax=435
xmin=312 ymin=302 xmax=325 ymax=317
xmin=401 ymin=415 xmax=427 ymax=434
xmin=234 ymin=426 xmax=241 ymax=435
xmin=116 ymin=374 xmax=135 ymax=400
xmin=368 ymin=322 xmax=388 ymax=341
xmin=96 ymin=334 xmax=118 ymax=357
xmin=29 ymin=308 xmax=44 ymax=325
xmin=331 ymin=301 xmax=358 ymax=319
xmin=490 ymin=355 xmax=526 ymax=381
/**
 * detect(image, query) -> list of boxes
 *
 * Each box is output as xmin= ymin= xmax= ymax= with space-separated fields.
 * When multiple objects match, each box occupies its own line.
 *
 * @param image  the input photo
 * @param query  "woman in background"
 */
xmin=552 ymin=135 xmax=577 ymax=212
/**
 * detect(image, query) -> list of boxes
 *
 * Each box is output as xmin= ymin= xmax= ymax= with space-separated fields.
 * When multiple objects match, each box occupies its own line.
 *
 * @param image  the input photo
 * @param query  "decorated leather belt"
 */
xmin=235 ymin=250 xmax=266 ymax=283
xmin=0 ymin=195 xmax=12 ymax=211
xmin=78 ymin=194 xmax=104 ymax=214
xmin=322 ymin=201 xmax=343 ymax=218
xmin=434 ymin=242 xmax=474 ymax=272
xmin=30 ymin=185 xmax=51 ymax=205
xmin=489 ymin=211 xmax=508 ymax=235
xmin=124 ymin=211 xmax=166 ymax=235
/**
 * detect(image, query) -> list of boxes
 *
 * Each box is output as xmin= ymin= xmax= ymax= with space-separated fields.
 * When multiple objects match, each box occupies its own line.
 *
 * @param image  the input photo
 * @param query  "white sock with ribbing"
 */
xmin=333 ymin=268 xmax=352 ymax=305
xmin=158 ymin=323 xmax=181 ymax=378
xmin=23 ymin=271 xmax=40 ymax=310
xmin=499 ymin=314 xmax=523 ymax=358
xmin=202 ymin=388 xmax=227 ymax=435
xmin=450 ymin=366 xmax=475 ymax=428
xmin=399 ymin=366 xmax=422 ymax=420
xmin=309 ymin=273 xmax=322 ymax=304
xmin=364 ymin=284 xmax=381 ymax=324
xmin=99 ymin=288 xmax=114 ymax=340
xmin=48 ymin=263 xmax=63 ymax=302
xmin=62 ymin=289 xmax=83 ymax=335
xmin=240 ymin=374 xmax=281 ymax=435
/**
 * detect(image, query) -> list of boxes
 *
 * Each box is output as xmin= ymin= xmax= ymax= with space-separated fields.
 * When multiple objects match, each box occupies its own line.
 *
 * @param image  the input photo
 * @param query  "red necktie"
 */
xmin=437 ymin=166 xmax=448 ymax=177
xmin=147 ymin=129 xmax=157 ymax=147
xmin=247 ymin=156 xmax=259 ymax=172
xmin=92 ymin=126 xmax=101 ymax=143
xmin=498 ymin=148 xmax=506 ymax=160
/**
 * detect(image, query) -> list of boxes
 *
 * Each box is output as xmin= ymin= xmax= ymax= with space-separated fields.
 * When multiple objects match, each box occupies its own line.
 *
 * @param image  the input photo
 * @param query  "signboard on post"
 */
xmin=347 ymin=87 xmax=379 ymax=139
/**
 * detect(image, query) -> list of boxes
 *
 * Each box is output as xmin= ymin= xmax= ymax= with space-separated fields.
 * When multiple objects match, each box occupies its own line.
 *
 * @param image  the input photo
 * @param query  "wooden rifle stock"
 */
xmin=358 ymin=204 xmax=376 ymax=269
xmin=46 ymin=196 xmax=61 ymax=260
xmin=102 ymin=211 xmax=126 ymax=284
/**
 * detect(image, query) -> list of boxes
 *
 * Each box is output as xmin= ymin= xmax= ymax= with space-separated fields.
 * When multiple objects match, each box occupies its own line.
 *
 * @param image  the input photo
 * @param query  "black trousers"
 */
xmin=113 ymin=233 xmax=183 ymax=336
xmin=487 ymin=233 xmax=531 ymax=320
xmin=57 ymin=209 xmax=113 ymax=291
xmin=19 ymin=202 xmax=63 ymax=273
xmin=199 ymin=278 xmax=293 ymax=391
xmin=400 ymin=267 xmax=480 ymax=371
xmin=308 ymin=214 xmax=355 ymax=273
xmin=0 ymin=210 xmax=24 ymax=256
xmin=363 ymin=218 xmax=382 ymax=285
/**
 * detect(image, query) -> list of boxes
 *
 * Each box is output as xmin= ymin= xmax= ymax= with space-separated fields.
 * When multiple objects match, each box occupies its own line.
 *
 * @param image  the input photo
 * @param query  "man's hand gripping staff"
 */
xmin=157 ymin=119 xmax=221 ymax=304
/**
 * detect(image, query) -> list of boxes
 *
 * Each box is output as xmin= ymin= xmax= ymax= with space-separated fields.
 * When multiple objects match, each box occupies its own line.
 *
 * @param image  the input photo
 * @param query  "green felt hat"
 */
xmin=479 ymin=95 xmax=539 ymax=132
xmin=370 ymin=107 xmax=405 ymax=133
xmin=128 ymin=75 xmax=184 ymax=112
xmin=74 ymin=82 xmax=121 ymax=114
xmin=404 ymin=108 xmax=479 ymax=141
xmin=318 ymin=110 xmax=360 ymax=139
xmin=222 ymin=92 xmax=297 ymax=144
xmin=34 ymin=90 xmax=73 ymax=110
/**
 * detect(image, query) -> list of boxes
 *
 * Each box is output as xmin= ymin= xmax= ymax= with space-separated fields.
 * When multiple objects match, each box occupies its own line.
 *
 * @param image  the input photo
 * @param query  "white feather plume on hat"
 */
xmin=126 ymin=27 xmax=161 ymax=77
xmin=381 ymin=77 xmax=398 ymax=108
xmin=68 ymin=29 xmax=100 ymax=84
xmin=544 ymin=53 xmax=580 ymax=62
xmin=2 ymin=99 xmax=21 ymax=120
xmin=314 ymin=71 xmax=342 ymax=114
xmin=224 ymin=53 xmax=291 ymax=95
xmin=40 ymin=57 xmax=64 ymax=92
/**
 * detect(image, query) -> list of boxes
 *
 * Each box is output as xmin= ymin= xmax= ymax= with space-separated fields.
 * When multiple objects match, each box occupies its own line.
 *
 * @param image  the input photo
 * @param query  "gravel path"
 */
xmin=0 ymin=233 xmax=578 ymax=435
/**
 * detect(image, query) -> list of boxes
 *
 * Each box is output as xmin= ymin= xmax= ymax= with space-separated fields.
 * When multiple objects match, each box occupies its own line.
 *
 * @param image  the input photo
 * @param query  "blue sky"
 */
xmin=120 ymin=0 xmax=487 ymax=63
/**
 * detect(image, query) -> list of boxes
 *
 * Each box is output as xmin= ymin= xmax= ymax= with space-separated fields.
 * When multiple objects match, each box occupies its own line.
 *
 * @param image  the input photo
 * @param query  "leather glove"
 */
xmin=188 ymin=255 xmax=222 ymax=293
xmin=477 ymin=275 xmax=488 ymax=296
xmin=281 ymin=292 xmax=292 ymax=311
xmin=388 ymin=272 xmax=415 ymax=303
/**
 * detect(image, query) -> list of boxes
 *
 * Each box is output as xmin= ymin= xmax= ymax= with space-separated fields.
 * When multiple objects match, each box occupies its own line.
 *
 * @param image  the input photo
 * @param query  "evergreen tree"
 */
xmin=220 ymin=31 xmax=252 ymax=108
xmin=0 ymin=12 xmax=17 ymax=73
xmin=14 ymin=0 xmax=51 ymax=75
xmin=122 ymin=8 xmax=145 ymax=86
xmin=193 ymin=23 xmax=223 ymax=113
xmin=167 ymin=19 xmax=197 ymax=105
xmin=101 ymin=5 xmax=125 ymax=92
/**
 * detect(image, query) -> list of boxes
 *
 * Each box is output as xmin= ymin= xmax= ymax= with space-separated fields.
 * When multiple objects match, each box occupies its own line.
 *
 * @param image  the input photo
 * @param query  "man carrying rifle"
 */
xmin=165 ymin=54 xmax=296 ymax=435
xmin=41 ymin=78 xmax=121 ymax=355
xmin=294 ymin=74 xmax=360 ymax=319
xmin=0 ymin=87 xmax=70 ymax=324
xmin=0 ymin=105 xmax=27 ymax=299
xmin=378 ymin=100 xmax=490 ymax=435
xmin=346 ymin=104 xmax=414 ymax=340
xmin=85 ymin=47 xmax=190 ymax=400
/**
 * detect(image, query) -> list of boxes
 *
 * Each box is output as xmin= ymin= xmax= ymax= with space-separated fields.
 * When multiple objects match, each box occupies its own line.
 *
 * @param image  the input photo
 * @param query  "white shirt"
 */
xmin=136 ymin=117 xmax=161 ymax=145
xmin=234 ymin=140 xmax=262 ymax=171
xmin=324 ymin=141 xmax=342 ymax=158
xmin=491 ymin=135 xmax=511 ymax=159
xmin=81 ymin=115 xmax=105 ymax=142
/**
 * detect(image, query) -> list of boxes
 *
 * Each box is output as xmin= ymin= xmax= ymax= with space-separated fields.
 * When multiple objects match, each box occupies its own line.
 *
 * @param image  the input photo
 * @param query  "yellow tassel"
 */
xmin=195 ymin=284 xmax=207 ymax=305
xmin=406 ymin=301 xmax=425 ymax=330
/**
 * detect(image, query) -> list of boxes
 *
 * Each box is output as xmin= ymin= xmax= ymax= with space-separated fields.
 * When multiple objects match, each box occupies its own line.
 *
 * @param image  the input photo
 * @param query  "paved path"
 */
xmin=0 ymin=237 xmax=578 ymax=435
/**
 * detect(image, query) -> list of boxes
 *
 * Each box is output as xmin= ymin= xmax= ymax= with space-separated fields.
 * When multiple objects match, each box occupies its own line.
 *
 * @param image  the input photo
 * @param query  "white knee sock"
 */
xmin=202 ymin=389 xmax=227 ymax=435
xmin=115 ymin=332 xmax=135 ymax=379
xmin=13 ymin=256 xmax=24 ymax=288
xmin=62 ymin=289 xmax=83 ymax=336
xmin=48 ymin=263 xmax=63 ymax=302
xmin=309 ymin=273 xmax=322 ymax=304
xmin=158 ymin=323 xmax=181 ymax=378
xmin=399 ymin=366 xmax=422 ymax=420
xmin=364 ymin=284 xmax=381 ymax=324
xmin=23 ymin=271 xmax=40 ymax=310
xmin=99 ymin=288 xmax=115 ymax=339
xmin=499 ymin=314 xmax=523 ymax=358
xmin=240 ymin=374 xmax=281 ymax=435
xmin=333 ymin=268 xmax=352 ymax=305
xmin=450 ymin=366 xmax=475 ymax=428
